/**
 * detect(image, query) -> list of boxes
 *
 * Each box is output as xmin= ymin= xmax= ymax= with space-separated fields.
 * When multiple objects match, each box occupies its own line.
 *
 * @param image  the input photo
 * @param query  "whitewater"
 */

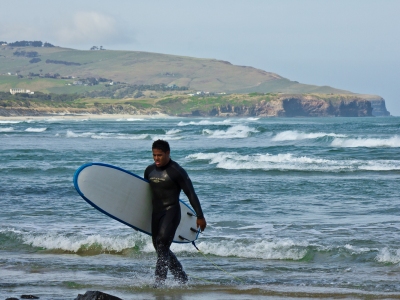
xmin=1 ymin=116 xmax=400 ymax=299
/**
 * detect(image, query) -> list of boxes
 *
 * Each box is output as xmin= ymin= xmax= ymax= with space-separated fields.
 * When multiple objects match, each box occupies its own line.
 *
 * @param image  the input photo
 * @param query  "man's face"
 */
xmin=152 ymin=148 xmax=170 ymax=167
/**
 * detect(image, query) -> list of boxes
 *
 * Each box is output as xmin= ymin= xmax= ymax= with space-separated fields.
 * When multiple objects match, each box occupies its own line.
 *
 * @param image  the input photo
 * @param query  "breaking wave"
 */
xmin=171 ymin=238 xmax=309 ymax=260
xmin=375 ymin=247 xmax=400 ymax=264
xmin=165 ymin=129 xmax=181 ymax=135
xmin=0 ymin=120 xmax=21 ymax=124
xmin=1 ymin=228 xmax=148 ymax=254
xmin=116 ymin=118 xmax=146 ymax=121
xmin=25 ymin=127 xmax=47 ymax=132
xmin=272 ymin=130 xmax=347 ymax=141
xmin=178 ymin=119 xmax=232 ymax=126
xmin=2 ymin=228 xmax=398 ymax=263
xmin=331 ymin=135 xmax=400 ymax=148
xmin=0 ymin=127 xmax=14 ymax=132
xmin=66 ymin=130 xmax=149 ymax=140
xmin=202 ymin=125 xmax=258 ymax=139
xmin=150 ymin=128 xmax=183 ymax=140
xmin=187 ymin=152 xmax=400 ymax=171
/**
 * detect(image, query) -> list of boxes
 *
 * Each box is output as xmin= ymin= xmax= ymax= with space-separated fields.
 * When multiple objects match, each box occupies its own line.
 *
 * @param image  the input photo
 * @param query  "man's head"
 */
xmin=152 ymin=139 xmax=170 ymax=167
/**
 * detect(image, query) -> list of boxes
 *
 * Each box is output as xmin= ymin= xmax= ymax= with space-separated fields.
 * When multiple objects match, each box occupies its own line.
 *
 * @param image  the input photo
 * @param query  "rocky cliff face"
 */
xmin=187 ymin=95 xmax=374 ymax=117
xmin=369 ymin=98 xmax=390 ymax=116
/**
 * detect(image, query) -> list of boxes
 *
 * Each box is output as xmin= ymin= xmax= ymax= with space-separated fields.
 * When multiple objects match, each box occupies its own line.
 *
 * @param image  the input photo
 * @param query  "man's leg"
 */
xmin=168 ymin=250 xmax=188 ymax=283
xmin=151 ymin=204 xmax=183 ymax=285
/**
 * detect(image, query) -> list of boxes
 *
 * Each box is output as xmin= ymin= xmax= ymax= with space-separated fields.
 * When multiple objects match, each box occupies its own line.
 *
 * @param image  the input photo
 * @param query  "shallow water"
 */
xmin=1 ymin=116 xmax=400 ymax=299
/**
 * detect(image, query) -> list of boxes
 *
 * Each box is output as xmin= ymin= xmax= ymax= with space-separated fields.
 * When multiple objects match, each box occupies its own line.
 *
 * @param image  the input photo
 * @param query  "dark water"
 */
xmin=1 ymin=116 xmax=400 ymax=299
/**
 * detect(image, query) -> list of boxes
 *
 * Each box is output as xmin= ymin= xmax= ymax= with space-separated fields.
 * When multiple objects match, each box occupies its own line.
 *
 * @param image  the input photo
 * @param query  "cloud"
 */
xmin=56 ymin=11 xmax=135 ymax=46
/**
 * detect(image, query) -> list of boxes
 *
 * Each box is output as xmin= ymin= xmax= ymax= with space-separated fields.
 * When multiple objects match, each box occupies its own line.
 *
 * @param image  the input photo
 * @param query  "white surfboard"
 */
xmin=73 ymin=163 xmax=199 ymax=243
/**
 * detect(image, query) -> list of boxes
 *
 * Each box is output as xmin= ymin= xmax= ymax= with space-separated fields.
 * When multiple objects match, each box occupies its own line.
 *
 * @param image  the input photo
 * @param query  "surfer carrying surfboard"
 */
xmin=144 ymin=139 xmax=207 ymax=286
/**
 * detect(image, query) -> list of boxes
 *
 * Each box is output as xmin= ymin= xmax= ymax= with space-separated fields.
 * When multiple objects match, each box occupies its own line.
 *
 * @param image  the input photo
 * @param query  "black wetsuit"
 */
xmin=144 ymin=159 xmax=204 ymax=283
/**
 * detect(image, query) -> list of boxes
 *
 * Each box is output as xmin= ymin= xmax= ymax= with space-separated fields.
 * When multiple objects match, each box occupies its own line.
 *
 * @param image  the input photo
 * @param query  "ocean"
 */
xmin=1 ymin=116 xmax=400 ymax=299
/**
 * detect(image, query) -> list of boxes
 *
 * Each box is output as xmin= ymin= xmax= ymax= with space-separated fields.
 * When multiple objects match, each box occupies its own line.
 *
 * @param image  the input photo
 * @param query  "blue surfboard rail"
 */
xmin=73 ymin=162 xmax=199 ymax=243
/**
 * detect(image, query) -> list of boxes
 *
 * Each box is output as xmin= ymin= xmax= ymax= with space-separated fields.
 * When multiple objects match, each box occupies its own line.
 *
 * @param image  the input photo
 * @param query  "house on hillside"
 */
xmin=10 ymin=88 xmax=34 ymax=95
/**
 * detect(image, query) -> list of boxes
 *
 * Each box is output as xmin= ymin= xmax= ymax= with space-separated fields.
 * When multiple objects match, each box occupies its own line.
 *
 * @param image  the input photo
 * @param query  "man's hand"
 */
xmin=197 ymin=217 xmax=207 ymax=232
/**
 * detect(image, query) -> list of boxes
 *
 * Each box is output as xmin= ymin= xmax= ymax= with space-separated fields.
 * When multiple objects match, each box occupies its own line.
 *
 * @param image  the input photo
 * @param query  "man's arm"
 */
xmin=171 ymin=163 xmax=206 ymax=231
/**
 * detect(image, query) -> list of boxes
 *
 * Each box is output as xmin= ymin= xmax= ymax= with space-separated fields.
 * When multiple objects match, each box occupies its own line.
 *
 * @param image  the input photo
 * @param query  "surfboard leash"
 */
xmin=179 ymin=235 xmax=245 ymax=284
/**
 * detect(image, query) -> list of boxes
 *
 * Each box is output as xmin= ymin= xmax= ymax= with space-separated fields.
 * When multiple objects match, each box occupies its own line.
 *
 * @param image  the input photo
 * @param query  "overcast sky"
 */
xmin=1 ymin=0 xmax=399 ymax=115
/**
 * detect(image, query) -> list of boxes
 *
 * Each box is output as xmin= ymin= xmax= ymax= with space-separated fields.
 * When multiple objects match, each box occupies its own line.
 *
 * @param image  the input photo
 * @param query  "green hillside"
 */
xmin=0 ymin=45 xmax=350 ymax=94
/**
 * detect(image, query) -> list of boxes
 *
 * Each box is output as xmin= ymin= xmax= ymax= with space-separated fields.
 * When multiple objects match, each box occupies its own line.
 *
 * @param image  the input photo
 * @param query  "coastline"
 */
xmin=0 ymin=113 xmax=170 ymax=121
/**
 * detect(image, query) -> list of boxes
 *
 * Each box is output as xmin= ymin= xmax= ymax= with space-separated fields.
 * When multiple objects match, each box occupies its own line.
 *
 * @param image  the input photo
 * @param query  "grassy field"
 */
xmin=0 ymin=75 xmax=107 ymax=94
xmin=0 ymin=45 xmax=351 ymax=95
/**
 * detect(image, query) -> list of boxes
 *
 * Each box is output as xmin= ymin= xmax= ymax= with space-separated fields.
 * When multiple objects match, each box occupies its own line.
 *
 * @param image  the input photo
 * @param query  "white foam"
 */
xmin=170 ymin=239 xmax=308 ymax=260
xmin=165 ymin=129 xmax=181 ymax=135
xmin=344 ymin=244 xmax=372 ymax=254
xmin=18 ymin=230 xmax=150 ymax=253
xmin=187 ymin=152 xmax=332 ymax=170
xmin=358 ymin=160 xmax=400 ymax=171
xmin=178 ymin=119 xmax=232 ymax=126
xmin=91 ymin=133 xmax=149 ymax=140
xmin=66 ymin=130 xmax=148 ymax=139
xmin=66 ymin=130 xmax=94 ymax=138
xmin=375 ymin=247 xmax=400 ymax=264
xmin=273 ymin=130 xmax=347 ymax=141
xmin=331 ymin=135 xmax=400 ymax=148
xmin=0 ymin=127 xmax=14 ymax=132
xmin=202 ymin=125 xmax=258 ymax=139
xmin=44 ymin=118 xmax=64 ymax=122
xmin=116 ymin=118 xmax=146 ymax=121
xmin=0 ymin=120 xmax=20 ymax=124
xmin=187 ymin=152 xmax=400 ymax=171
xmin=25 ymin=127 xmax=47 ymax=132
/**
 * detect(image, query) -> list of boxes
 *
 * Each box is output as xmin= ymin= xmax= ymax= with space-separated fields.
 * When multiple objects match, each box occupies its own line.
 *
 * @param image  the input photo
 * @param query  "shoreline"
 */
xmin=0 ymin=113 xmax=171 ymax=121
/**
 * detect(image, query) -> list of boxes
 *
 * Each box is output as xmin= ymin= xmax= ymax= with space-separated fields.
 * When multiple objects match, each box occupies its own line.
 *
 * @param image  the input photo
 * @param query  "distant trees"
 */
xmin=9 ymin=40 xmax=43 ymax=47
xmin=0 ymin=91 xmax=82 ymax=103
xmin=29 ymin=58 xmax=42 ymax=63
xmin=90 ymin=45 xmax=106 ymax=50
xmin=13 ymin=50 xmax=39 ymax=57
xmin=74 ymin=77 xmax=112 ymax=86
xmin=134 ymin=91 xmax=144 ymax=98
xmin=43 ymin=42 xmax=55 ymax=47
xmin=6 ymin=41 xmax=56 ymax=47
xmin=45 ymin=59 xmax=81 ymax=66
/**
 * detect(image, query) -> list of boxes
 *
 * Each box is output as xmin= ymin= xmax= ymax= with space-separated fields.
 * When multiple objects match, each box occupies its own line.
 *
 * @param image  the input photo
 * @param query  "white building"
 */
xmin=10 ymin=88 xmax=34 ymax=95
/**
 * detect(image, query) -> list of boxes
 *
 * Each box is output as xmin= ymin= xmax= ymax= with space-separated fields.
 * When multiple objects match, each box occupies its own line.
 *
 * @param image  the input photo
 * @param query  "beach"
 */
xmin=0 ymin=113 xmax=169 ymax=121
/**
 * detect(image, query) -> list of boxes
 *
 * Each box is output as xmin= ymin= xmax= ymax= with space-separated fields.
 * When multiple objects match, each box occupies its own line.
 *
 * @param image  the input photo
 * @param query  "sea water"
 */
xmin=1 ymin=116 xmax=400 ymax=299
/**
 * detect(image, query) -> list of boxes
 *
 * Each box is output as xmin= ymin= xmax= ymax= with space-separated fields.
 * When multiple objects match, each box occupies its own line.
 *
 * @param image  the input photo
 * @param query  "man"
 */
xmin=144 ymin=139 xmax=207 ymax=286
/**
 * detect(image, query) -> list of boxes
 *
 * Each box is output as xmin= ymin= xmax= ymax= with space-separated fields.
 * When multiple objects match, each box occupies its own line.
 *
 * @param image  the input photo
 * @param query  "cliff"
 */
xmin=370 ymin=99 xmax=391 ymax=116
xmin=182 ymin=95 xmax=373 ymax=117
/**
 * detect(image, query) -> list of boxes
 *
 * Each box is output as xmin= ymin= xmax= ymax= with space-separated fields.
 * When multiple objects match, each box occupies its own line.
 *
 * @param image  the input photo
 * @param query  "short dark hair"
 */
xmin=152 ymin=139 xmax=170 ymax=153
